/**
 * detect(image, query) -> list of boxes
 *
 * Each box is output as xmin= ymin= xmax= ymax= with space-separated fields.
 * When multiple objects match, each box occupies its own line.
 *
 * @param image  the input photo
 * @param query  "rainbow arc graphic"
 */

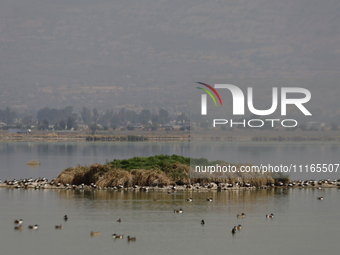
xmin=196 ymin=82 xmax=223 ymax=106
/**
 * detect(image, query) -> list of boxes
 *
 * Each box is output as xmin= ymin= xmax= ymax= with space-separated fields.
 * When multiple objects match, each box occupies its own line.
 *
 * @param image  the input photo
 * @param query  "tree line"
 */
xmin=0 ymin=106 xmax=188 ymax=131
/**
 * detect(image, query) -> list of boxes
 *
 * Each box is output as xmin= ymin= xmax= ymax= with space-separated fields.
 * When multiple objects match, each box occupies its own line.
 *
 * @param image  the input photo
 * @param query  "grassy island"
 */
xmin=55 ymin=155 xmax=287 ymax=188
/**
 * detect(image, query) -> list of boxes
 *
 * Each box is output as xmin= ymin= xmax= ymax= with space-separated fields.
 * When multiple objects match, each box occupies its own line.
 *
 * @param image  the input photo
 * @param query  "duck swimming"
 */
xmin=14 ymin=219 xmax=23 ymax=224
xmin=112 ymin=234 xmax=123 ymax=239
xmin=237 ymin=213 xmax=245 ymax=218
xmin=28 ymin=225 xmax=39 ymax=230
xmin=14 ymin=225 xmax=22 ymax=230
xmin=127 ymin=236 xmax=136 ymax=241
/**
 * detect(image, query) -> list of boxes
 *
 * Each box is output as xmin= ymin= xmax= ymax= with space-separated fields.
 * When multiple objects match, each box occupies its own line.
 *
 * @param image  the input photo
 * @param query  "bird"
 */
xmin=317 ymin=197 xmax=324 ymax=200
xmin=28 ymin=225 xmax=39 ymax=229
xmin=174 ymin=209 xmax=183 ymax=213
xmin=64 ymin=215 xmax=68 ymax=221
xmin=55 ymin=225 xmax=62 ymax=229
xmin=201 ymin=220 xmax=205 ymax=225
xmin=14 ymin=225 xmax=22 ymax=230
xmin=14 ymin=219 xmax=23 ymax=224
xmin=127 ymin=236 xmax=136 ymax=241
xmin=117 ymin=218 xmax=121 ymax=223
xmin=266 ymin=213 xmax=274 ymax=218
xmin=236 ymin=225 xmax=242 ymax=230
xmin=112 ymin=234 xmax=123 ymax=239
xmin=232 ymin=226 xmax=237 ymax=234
xmin=91 ymin=231 xmax=100 ymax=236
xmin=185 ymin=198 xmax=193 ymax=202
xmin=206 ymin=198 xmax=213 ymax=202
xmin=237 ymin=213 xmax=245 ymax=218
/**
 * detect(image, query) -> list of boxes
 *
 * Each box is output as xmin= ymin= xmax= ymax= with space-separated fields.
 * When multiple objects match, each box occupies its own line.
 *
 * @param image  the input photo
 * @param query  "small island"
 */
xmin=54 ymin=155 xmax=284 ymax=189
xmin=26 ymin=160 xmax=40 ymax=166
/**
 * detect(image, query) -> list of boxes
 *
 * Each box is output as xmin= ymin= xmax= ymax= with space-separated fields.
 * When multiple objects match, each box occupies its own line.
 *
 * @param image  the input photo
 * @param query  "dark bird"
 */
xmin=127 ymin=236 xmax=136 ymax=241
xmin=201 ymin=220 xmax=205 ymax=225
xmin=14 ymin=225 xmax=22 ymax=230
xmin=64 ymin=215 xmax=68 ymax=221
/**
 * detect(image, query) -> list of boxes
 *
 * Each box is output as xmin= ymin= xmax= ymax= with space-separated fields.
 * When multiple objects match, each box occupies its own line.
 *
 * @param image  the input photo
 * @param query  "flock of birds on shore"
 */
xmin=1 ymin=177 xmax=340 ymax=190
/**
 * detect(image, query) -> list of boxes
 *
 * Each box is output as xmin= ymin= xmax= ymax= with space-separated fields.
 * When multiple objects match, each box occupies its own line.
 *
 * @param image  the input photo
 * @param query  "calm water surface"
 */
xmin=1 ymin=142 xmax=340 ymax=254
xmin=1 ymin=141 xmax=339 ymax=180
xmin=0 ymin=188 xmax=339 ymax=254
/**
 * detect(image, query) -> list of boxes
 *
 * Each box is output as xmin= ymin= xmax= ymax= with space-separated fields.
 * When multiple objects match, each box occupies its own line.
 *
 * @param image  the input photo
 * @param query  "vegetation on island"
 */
xmin=55 ymin=155 xmax=288 ymax=188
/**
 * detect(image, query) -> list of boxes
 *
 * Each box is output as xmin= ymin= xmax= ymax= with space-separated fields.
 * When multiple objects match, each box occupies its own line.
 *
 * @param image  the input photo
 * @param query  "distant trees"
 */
xmin=36 ymin=106 xmax=78 ymax=130
xmin=81 ymin=107 xmax=92 ymax=125
xmin=89 ymin=123 xmax=98 ymax=135
xmin=139 ymin=109 xmax=151 ymax=125
xmin=37 ymin=106 xmax=75 ymax=124
xmin=158 ymin=108 xmax=169 ymax=124
xmin=93 ymin=108 xmax=99 ymax=123
xmin=22 ymin=116 xmax=33 ymax=127
xmin=37 ymin=118 xmax=49 ymax=130
xmin=31 ymin=105 xmax=184 ymax=131
xmin=176 ymin=112 xmax=187 ymax=123
xmin=0 ymin=107 xmax=17 ymax=124
xmin=59 ymin=119 xmax=66 ymax=129
xmin=67 ymin=116 xmax=76 ymax=130
xmin=92 ymin=107 xmax=173 ymax=129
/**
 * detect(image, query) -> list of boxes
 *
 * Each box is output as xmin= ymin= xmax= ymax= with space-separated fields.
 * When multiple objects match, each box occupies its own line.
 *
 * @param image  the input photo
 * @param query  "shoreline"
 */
xmin=1 ymin=182 xmax=339 ymax=191
xmin=1 ymin=130 xmax=340 ymax=143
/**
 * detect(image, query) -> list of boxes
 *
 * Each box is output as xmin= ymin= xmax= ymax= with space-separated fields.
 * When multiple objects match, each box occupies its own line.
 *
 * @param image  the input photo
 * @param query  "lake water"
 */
xmin=0 ymin=141 xmax=339 ymax=180
xmin=0 ymin=141 xmax=190 ymax=180
xmin=0 ymin=141 xmax=339 ymax=254
xmin=1 ymin=187 xmax=339 ymax=254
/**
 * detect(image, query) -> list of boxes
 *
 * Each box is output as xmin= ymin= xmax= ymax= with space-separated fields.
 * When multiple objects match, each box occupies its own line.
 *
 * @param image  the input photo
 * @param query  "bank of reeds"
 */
xmin=26 ymin=160 xmax=40 ymax=166
xmin=54 ymin=155 xmax=288 ymax=188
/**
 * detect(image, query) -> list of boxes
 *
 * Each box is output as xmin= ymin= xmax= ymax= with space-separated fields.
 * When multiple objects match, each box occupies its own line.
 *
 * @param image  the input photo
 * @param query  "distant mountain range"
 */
xmin=0 ymin=0 xmax=339 ymax=123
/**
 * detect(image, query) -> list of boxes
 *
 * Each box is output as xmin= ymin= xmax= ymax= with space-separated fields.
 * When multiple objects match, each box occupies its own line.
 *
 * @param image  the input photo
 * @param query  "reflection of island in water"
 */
xmin=55 ymin=188 xmax=289 ymax=216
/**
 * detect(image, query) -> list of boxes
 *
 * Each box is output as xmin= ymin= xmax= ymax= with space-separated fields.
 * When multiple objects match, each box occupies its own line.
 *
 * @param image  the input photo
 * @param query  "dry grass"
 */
xmin=26 ymin=160 xmax=40 ymax=166
xmin=54 ymin=164 xmax=172 ymax=187
xmin=97 ymin=169 xmax=133 ymax=187
xmin=131 ymin=169 xmax=171 ymax=187
xmin=54 ymin=158 xmax=285 ymax=188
